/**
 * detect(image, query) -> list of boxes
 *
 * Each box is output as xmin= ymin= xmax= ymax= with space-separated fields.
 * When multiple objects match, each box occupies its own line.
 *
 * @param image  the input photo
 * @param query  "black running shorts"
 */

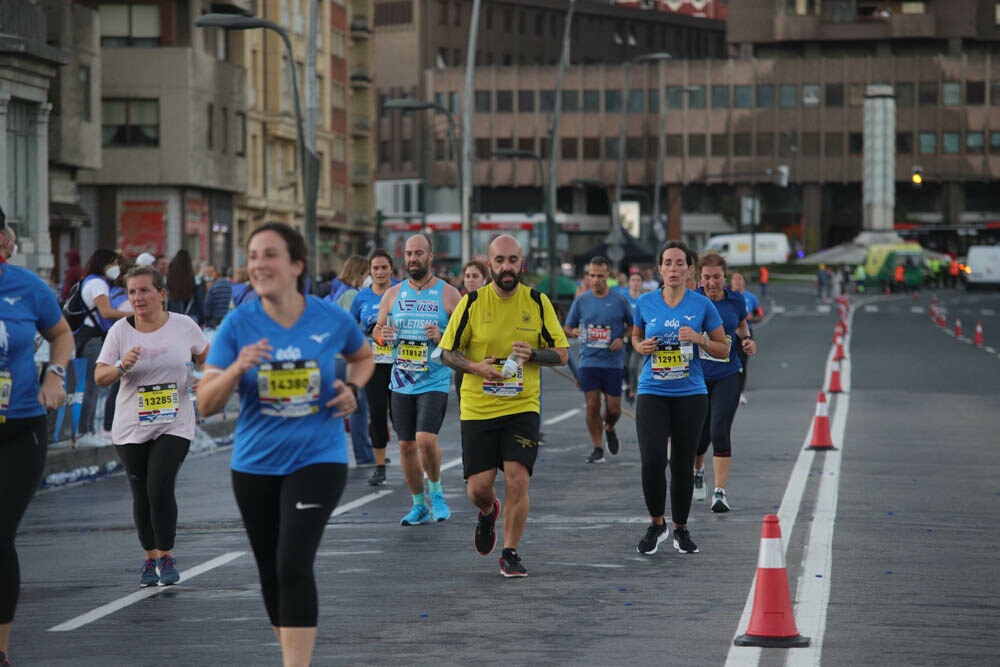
xmin=461 ymin=411 xmax=540 ymax=479
xmin=390 ymin=390 xmax=449 ymax=441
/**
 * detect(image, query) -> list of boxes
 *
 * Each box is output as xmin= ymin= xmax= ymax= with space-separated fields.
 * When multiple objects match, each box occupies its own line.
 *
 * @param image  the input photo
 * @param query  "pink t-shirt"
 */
xmin=97 ymin=313 xmax=209 ymax=445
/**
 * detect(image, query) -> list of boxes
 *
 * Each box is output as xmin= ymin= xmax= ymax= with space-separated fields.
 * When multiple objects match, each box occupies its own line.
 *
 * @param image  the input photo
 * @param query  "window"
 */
xmin=475 ymin=138 xmax=491 ymax=158
xmin=967 ymin=81 xmax=985 ymax=105
xmin=332 ymin=136 xmax=345 ymax=162
xmin=801 ymin=132 xmax=820 ymax=156
xmin=918 ymin=82 xmax=937 ymax=106
xmin=967 ymin=131 xmax=984 ymax=153
xmin=756 ymin=133 xmax=774 ymax=156
xmin=627 ymin=90 xmax=644 ymax=113
xmin=756 ymin=85 xmax=774 ymax=109
xmin=518 ymin=91 xmax=535 ymax=112
xmin=474 ymin=91 xmax=491 ymax=113
xmin=605 ymin=90 xmax=622 ymax=113
xmin=848 ymin=132 xmax=863 ymax=155
xmin=504 ymin=9 xmax=512 ymax=32
xmin=496 ymin=90 xmax=513 ymax=112
xmin=496 ymin=137 xmax=513 ymax=151
xmin=919 ymin=132 xmax=936 ymax=154
xmin=942 ymin=132 xmax=960 ymax=154
xmin=688 ymin=86 xmax=705 ymax=109
xmin=207 ymin=104 xmax=215 ymax=150
xmin=535 ymin=12 xmax=544 ymax=35
xmin=733 ymin=86 xmax=751 ymax=109
xmin=79 ymin=66 xmax=92 ymax=121
xmin=583 ymin=90 xmax=600 ymax=112
xmin=802 ymin=84 xmax=820 ymax=107
xmin=990 ymin=132 xmax=1000 ymax=153
xmin=439 ymin=0 xmax=447 ymax=25
xmin=711 ymin=134 xmax=727 ymax=157
xmin=583 ymin=137 xmax=600 ymax=159
xmin=667 ymin=86 xmax=685 ymax=109
xmin=562 ymin=137 xmax=578 ymax=159
xmin=647 ymin=89 xmax=659 ymax=113
xmin=518 ymin=137 xmax=534 ymax=153
xmin=375 ymin=2 xmax=414 ymax=26
xmin=99 ymin=4 xmax=161 ymax=47
xmin=824 ymin=132 xmax=843 ymax=157
xmin=688 ymin=134 xmax=706 ymax=157
xmin=604 ymin=137 xmax=620 ymax=160
xmin=331 ymin=82 xmax=345 ymax=110
xmin=825 ymin=83 xmax=843 ymax=108
xmin=779 ymin=131 xmax=797 ymax=157
xmin=711 ymin=85 xmax=729 ymax=109
xmin=942 ymin=82 xmax=961 ymax=106
xmin=665 ymin=135 xmax=682 ymax=157
xmin=518 ymin=10 xmax=525 ymax=33
xmin=102 ymin=99 xmax=159 ymax=146
xmin=539 ymin=137 xmax=550 ymax=159
xmin=733 ymin=134 xmax=751 ymax=156
xmin=400 ymin=139 xmax=413 ymax=163
xmin=896 ymin=82 xmax=914 ymax=107
xmin=626 ymin=138 xmax=644 ymax=159
xmin=780 ymin=84 xmax=797 ymax=109
xmin=453 ymin=0 xmax=461 ymax=26
xmin=848 ymin=84 xmax=865 ymax=107
xmin=896 ymin=132 xmax=912 ymax=154
xmin=220 ymin=107 xmax=228 ymax=153
xmin=539 ymin=90 xmax=556 ymax=112
xmin=562 ymin=90 xmax=579 ymax=112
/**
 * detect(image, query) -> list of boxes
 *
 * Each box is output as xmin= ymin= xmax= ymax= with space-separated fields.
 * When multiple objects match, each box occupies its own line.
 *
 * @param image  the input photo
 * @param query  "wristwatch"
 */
xmin=47 ymin=364 xmax=67 ymax=379
xmin=114 ymin=359 xmax=129 ymax=375
xmin=345 ymin=381 xmax=362 ymax=400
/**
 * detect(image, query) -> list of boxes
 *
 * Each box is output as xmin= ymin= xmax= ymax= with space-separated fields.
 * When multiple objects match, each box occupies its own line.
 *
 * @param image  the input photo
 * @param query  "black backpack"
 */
xmin=62 ymin=277 xmax=99 ymax=334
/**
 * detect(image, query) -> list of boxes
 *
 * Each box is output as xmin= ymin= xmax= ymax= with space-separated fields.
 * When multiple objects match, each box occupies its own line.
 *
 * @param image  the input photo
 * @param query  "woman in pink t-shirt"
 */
xmin=95 ymin=266 xmax=209 ymax=588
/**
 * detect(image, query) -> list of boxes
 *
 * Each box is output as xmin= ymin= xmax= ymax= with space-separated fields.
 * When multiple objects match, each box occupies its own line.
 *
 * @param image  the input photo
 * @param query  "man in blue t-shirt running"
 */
xmin=564 ymin=256 xmax=633 ymax=464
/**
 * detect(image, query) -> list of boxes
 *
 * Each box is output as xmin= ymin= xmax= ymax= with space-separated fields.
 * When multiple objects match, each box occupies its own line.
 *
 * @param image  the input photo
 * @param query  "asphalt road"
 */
xmin=10 ymin=284 xmax=1000 ymax=666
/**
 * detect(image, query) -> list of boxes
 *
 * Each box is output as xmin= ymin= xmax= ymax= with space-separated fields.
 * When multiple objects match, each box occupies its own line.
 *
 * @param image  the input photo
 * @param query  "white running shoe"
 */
xmin=739 ymin=393 xmax=748 ymax=405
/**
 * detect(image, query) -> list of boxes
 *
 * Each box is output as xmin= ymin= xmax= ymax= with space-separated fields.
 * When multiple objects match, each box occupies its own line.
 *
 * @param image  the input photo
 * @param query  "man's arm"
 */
xmin=441 ymin=348 xmax=504 ymax=381
xmin=528 ymin=347 xmax=568 ymax=366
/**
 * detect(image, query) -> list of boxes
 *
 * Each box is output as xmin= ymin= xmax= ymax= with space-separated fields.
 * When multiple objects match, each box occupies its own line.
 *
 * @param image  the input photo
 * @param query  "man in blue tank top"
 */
xmin=374 ymin=235 xmax=462 ymax=526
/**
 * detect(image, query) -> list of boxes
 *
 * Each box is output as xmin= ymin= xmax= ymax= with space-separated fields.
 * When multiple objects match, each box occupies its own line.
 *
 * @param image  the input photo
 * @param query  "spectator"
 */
xmin=135 ymin=252 xmax=156 ymax=268
xmin=203 ymin=265 xmax=233 ymax=328
xmin=61 ymin=248 xmax=84 ymax=303
xmin=166 ymin=250 xmax=202 ymax=317
xmin=230 ymin=266 xmax=255 ymax=307
xmin=155 ymin=255 xmax=169 ymax=277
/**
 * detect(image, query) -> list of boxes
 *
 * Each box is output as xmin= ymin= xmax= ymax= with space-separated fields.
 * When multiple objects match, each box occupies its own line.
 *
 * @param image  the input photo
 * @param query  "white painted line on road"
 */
xmin=982 ymin=308 xmax=995 ymax=316
xmin=48 ymin=551 xmax=246 ymax=632
xmin=543 ymin=408 xmax=582 ymax=426
xmin=333 ymin=489 xmax=393 ymax=517
xmin=864 ymin=305 xmax=878 ymax=312
xmin=817 ymin=305 xmax=831 ymax=313
xmin=317 ymin=550 xmax=383 ymax=556
xmin=986 ymin=346 xmax=996 ymax=354
xmin=911 ymin=306 xmax=925 ymax=314
xmin=772 ymin=306 xmax=787 ymax=314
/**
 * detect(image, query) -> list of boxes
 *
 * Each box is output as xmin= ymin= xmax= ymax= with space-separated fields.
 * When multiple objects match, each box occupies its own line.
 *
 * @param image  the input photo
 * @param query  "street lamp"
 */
xmin=613 ymin=52 xmax=672 ymax=229
xmin=195 ymin=13 xmax=319 ymax=273
xmin=383 ymin=99 xmax=462 ymax=242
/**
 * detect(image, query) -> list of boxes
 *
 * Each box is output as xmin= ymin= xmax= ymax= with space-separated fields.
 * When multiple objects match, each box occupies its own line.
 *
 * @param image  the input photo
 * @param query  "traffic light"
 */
xmin=911 ymin=165 xmax=923 ymax=187
xmin=777 ymin=164 xmax=789 ymax=188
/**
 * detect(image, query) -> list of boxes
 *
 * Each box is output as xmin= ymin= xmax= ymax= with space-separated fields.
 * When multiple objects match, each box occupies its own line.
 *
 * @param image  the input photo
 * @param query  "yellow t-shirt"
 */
xmin=439 ymin=283 xmax=569 ymax=421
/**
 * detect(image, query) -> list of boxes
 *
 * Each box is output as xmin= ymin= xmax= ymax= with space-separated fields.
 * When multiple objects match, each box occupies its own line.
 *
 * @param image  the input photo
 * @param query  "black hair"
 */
xmin=369 ymin=248 xmax=394 ymax=271
xmin=84 ymin=248 xmax=119 ymax=278
xmin=658 ymin=240 xmax=695 ymax=267
xmin=248 ymin=222 xmax=309 ymax=294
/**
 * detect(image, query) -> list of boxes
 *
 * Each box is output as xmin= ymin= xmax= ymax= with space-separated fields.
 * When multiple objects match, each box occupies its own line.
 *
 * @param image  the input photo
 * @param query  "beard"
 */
xmin=408 ymin=262 xmax=429 ymax=282
xmin=491 ymin=267 xmax=522 ymax=292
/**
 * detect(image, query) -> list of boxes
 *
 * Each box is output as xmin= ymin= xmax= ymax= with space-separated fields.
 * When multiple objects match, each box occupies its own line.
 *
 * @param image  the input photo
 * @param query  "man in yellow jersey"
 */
xmin=439 ymin=235 xmax=568 ymax=578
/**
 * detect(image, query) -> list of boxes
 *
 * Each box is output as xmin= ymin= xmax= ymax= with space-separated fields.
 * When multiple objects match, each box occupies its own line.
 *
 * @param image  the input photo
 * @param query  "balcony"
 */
xmin=350 ymin=68 xmax=373 ymax=88
xmin=351 ymin=114 xmax=371 ymax=137
xmin=208 ymin=0 xmax=256 ymax=17
xmin=350 ymin=16 xmax=372 ymax=39
xmin=772 ymin=9 xmax=936 ymax=42
xmin=351 ymin=164 xmax=371 ymax=185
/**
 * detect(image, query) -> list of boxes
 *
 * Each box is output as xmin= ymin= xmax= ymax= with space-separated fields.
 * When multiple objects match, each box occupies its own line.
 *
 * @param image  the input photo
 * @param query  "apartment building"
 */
xmin=77 ymin=0 xmax=249 ymax=268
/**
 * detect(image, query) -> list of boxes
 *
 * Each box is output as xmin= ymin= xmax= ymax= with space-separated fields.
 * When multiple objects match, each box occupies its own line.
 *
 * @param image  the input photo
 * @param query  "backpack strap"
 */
xmin=529 ymin=288 xmax=555 ymax=348
xmin=448 ymin=289 xmax=478 ymax=347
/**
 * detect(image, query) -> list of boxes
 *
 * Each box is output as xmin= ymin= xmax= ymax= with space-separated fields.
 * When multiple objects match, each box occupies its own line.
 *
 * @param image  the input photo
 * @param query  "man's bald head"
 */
xmin=404 ymin=234 xmax=433 ymax=282
xmin=488 ymin=234 xmax=525 ymax=294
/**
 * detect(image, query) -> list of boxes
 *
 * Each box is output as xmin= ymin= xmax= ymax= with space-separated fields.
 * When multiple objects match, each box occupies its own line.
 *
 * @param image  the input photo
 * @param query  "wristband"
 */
xmin=114 ymin=359 xmax=129 ymax=375
xmin=345 ymin=381 xmax=362 ymax=400
xmin=47 ymin=364 xmax=67 ymax=379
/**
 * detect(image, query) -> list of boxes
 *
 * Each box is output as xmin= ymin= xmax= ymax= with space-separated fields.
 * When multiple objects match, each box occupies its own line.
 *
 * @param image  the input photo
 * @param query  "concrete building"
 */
xmin=79 ymin=0 xmax=250 ymax=269
xmin=0 ymin=0 xmax=69 ymax=277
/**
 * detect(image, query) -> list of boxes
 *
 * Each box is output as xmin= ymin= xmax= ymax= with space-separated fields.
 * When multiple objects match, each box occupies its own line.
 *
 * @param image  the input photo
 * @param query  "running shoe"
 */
xmin=673 ymin=527 xmax=699 ymax=554
xmin=0 ymin=650 xmax=9 ymax=666
xmin=367 ymin=466 xmax=387 ymax=487
xmin=499 ymin=548 xmax=528 ymax=578
xmin=430 ymin=491 xmax=451 ymax=522
xmin=693 ymin=468 xmax=706 ymax=501
xmin=586 ymin=447 xmax=605 ymax=464
xmin=400 ymin=504 xmax=432 ymax=526
xmin=139 ymin=558 xmax=159 ymax=587
xmin=739 ymin=393 xmax=748 ymax=405
xmin=711 ymin=488 xmax=730 ymax=513
xmin=474 ymin=498 xmax=501 ymax=555
xmin=636 ymin=521 xmax=668 ymax=555
xmin=605 ymin=429 xmax=620 ymax=456
xmin=157 ymin=555 xmax=180 ymax=585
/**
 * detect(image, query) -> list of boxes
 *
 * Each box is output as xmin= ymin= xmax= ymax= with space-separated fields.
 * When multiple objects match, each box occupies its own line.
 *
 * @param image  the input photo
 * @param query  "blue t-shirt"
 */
xmin=565 ymin=290 xmax=633 ymax=369
xmin=205 ymin=295 xmax=366 ymax=475
xmin=696 ymin=287 xmax=746 ymax=382
xmin=349 ymin=286 xmax=382 ymax=333
xmin=0 ymin=265 xmax=63 ymax=420
xmin=388 ymin=280 xmax=452 ymax=394
xmin=741 ymin=290 xmax=760 ymax=319
xmin=634 ymin=288 xmax=724 ymax=397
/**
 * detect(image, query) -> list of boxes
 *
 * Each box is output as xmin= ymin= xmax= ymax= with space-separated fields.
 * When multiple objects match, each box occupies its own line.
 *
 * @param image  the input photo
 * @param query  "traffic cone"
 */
xmin=973 ymin=322 xmax=984 ymax=347
xmin=839 ymin=317 xmax=849 ymax=336
xmin=931 ymin=293 xmax=938 ymax=306
xmin=833 ymin=321 xmax=844 ymax=342
xmin=913 ymin=290 xmax=919 ymax=301
xmin=733 ymin=515 xmax=811 ymax=648
xmin=827 ymin=360 xmax=844 ymax=394
xmin=954 ymin=318 xmax=962 ymax=338
xmin=808 ymin=392 xmax=835 ymax=450
xmin=834 ymin=335 xmax=846 ymax=361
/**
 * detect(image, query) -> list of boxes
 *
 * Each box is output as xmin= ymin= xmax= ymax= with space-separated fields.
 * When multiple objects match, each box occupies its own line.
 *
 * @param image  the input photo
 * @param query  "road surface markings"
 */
xmin=911 ymin=306 xmax=925 ymax=314
xmin=333 ymin=489 xmax=394 ymax=517
xmin=48 ymin=551 xmax=246 ymax=632
xmin=543 ymin=408 xmax=582 ymax=426
xmin=864 ymin=305 xmax=878 ymax=312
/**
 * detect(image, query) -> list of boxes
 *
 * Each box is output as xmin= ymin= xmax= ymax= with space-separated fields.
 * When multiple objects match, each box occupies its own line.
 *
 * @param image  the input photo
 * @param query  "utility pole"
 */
xmin=547 ymin=0 xmax=575 ymax=301
xmin=460 ymin=0 xmax=483 ymax=266
xmin=304 ymin=0 xmax=320 ymax=273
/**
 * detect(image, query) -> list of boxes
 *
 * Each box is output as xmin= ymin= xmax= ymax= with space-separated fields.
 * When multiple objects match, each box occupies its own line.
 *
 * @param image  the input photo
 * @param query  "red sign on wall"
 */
xmin=119 ymin=200 xmax=166 ymax=257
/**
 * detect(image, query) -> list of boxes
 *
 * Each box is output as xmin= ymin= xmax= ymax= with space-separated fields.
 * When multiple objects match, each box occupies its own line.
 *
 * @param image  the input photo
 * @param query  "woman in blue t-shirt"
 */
xmin=631 ymin=241 xmax=728 ymax=557
xmin=197 ymin=223 xmax=374 ymax=667
xmin=0 ymin=249 xmax=74 ymax=665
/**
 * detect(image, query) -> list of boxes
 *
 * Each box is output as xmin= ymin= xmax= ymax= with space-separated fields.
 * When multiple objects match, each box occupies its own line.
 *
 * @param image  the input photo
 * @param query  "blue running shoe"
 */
xmin=400 ymin=504 xmax=432 ymax=526
xmin=157 ymin=555 xmax=180 ymax=585
xmin=431 ymin=491 xmax=451 ymax=522
xmin=139 ymin=558 xmax=159 ymax=587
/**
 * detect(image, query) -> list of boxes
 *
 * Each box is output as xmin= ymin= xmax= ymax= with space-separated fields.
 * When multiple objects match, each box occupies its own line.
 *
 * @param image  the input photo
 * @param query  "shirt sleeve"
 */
xmin=96 ymin=321 xmax=123 ymax=367
xmin=438 ymin=293 xmax=469 ymax=352
xmin=34 ymin=277 xmax=63 ymax=331
xmin=619 ymin=294 xmax=634 ymax=326
xmin=565 ymin=297 xmax=580 ymax=328
xmin=634 ymin=298 xmax=647 ymax=332
xmin=349 ymin=293 xmax=362 ymax=323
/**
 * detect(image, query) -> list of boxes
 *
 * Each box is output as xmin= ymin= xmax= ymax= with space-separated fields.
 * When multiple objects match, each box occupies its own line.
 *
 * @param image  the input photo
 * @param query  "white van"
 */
xmin=701 ymin=233 xmax=791 ymax=266
xmin=965 ymin=245 xmax=1000 ymax=290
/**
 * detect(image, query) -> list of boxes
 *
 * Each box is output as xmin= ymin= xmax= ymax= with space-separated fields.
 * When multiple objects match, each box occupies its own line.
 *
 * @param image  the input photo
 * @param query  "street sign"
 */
xmin=741 ymin=195 xmax=760 ymax=226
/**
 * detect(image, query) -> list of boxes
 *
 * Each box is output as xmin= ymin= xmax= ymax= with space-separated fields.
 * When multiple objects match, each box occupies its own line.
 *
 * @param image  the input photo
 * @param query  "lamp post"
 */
xmin=384 ymin=99 xmax=463 ymax=240
xmin=613 ymin=52 xmax=671 ymax=231
xmin=195 ymin=13 xmax=320 ymax=273
xmin=461 ymin=0 xmax=484 ymax=267
xmin=494 ymin=148 xmax=556 ymax=296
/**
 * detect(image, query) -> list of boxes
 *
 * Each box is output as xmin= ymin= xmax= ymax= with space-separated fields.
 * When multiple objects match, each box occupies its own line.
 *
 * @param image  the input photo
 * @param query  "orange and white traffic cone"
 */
xmin=839 ymin=317 xmax=849 ymax=336
xmin=973 ymin=322 xmax=984 ymax=347
xmin=954 ymin=318 xmax=962 ymax=338
xmin=827 ymin=360 xmax=844 ymax=394
xmin=733 ymin=515 xmax=811 ymax=648
xmin=834 ymin=335 xmax=846 ymax=361
xmin=833 ymin=321 xmax=844 ymax=342
xmin=808 ymin=392 xmax=836 ymax=450
xmin=931 ymin=293 xmax=938 ymax=306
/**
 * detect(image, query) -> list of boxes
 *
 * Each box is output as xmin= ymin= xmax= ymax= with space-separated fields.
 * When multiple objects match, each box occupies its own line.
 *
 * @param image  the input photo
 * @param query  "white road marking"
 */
xmin=48 ymin=551 xmax=246 ymax=632
xmin=316 ymin=550 xmax=383 ymax=556
xmin=543 ymin=408 xmax=582 ymax=426
xmin=332 ymin=489 xmax=394 ymax=517
xmin=982 ymin=308 xmax=995 ymax=316
xmin=911 ymin=306 xmax=925 ymax=314
xmin=817 ymin=305 xmax=831 ymax=313
xmin=864 ymin=305 xmax=878 ymax=312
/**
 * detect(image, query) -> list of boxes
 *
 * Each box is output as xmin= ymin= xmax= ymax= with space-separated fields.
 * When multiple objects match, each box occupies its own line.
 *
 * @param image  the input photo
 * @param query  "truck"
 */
xmin=964 ymin=245 xmax=1000 ymax=290
xmin=700 ymin=233 xmax=790 ymax=266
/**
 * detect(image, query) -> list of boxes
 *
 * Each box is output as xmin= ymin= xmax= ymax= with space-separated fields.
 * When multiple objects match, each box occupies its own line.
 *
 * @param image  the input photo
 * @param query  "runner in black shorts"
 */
xmin=440 ymin=235 xmax=569 ymax=577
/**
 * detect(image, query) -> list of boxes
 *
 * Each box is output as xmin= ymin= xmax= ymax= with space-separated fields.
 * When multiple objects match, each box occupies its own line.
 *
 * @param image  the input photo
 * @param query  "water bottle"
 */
xmin=680 ymin=340 xmax=693 ymax=362
xmin=383 ymin=315 xmax=396 ymax=344
xmin=502 ymin=352 xmax=521 ymax=379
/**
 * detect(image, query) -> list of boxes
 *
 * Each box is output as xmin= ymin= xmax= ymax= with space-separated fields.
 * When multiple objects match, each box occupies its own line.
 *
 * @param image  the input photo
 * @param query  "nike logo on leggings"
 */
xmin=295 ymin=501 xmax=323 ymax=510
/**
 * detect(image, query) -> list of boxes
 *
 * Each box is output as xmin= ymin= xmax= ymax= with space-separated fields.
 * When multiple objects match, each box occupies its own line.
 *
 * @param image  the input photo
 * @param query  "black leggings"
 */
xmin=736 ymin=346 xmax=749 ymax=394
xmin=115 ymin=435 xmax=191 ymax=552
xmin=0 ymin=416 xmax=47 ymax=623
xmin=696 ymin=372 xmax=741 ymax=458
xmin=232 ymin=463 xmax=347 ymax=627
xmin=366 ymin=364 xmax=393 ymax=450
xmin=635 ymin=394 xmax=708 ymax=526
